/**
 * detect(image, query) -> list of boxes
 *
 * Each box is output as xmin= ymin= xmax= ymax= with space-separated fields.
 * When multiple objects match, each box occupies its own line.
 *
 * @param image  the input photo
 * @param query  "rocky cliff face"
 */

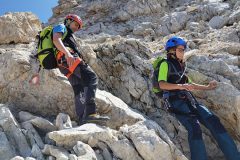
xmin=0 ymin=0 xmax=240 ymax=159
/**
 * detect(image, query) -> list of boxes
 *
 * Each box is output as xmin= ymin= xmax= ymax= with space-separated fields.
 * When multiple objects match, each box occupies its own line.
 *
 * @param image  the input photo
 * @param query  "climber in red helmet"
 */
xmin=30 ymin=14 xmax=110 ymax=125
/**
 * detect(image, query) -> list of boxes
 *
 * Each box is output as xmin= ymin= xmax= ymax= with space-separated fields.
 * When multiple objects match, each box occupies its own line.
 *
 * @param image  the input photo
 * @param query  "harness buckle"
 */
xmin=163 ymin=92 xmax=169 ymax=100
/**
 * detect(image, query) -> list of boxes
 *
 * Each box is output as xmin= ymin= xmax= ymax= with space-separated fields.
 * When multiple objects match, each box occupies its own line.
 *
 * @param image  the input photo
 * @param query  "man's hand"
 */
xmin=29 ymin=73 xmax=40 ymax=85
xmin=65 ymin=53 xmax=75 ymax=66
xmin=207 ymin=80 xmax=218 ymax=90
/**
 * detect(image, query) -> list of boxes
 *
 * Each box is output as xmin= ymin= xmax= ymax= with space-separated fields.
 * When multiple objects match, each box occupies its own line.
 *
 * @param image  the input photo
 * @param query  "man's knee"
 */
xmin=187 ymin=119 xmax=203 ymax=140
xmin=91 ymin=70 xmax=98 ymax=85
xmin=92 ymin=73 xmax=98 ymax=86
xmin=85 ymin=97 xmax=95 ymax=105
xmin=72 ymin=84 xmax=83 ymax=95
xmin=86 ymin=66 xmax=98 ymax=86
xmin=206 ymin=115 xmax=226 ymax=134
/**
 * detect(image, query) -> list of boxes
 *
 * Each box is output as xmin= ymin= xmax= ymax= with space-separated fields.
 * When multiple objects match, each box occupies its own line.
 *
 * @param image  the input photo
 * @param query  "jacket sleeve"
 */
xmin=52 ymin=24 xmax=67 ymax=35
xmin=158 ymin=61 xmax=168 ymax=82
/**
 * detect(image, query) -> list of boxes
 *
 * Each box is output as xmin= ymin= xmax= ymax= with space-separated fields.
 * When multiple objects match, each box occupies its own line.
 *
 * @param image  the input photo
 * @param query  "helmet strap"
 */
xmin=65 ymin=19 xmax=75 ymax=32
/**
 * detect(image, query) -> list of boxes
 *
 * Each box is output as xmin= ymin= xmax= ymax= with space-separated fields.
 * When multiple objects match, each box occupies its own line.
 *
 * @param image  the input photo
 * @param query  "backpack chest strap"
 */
xmin=167 ymin=61 xmax=187 ymax=83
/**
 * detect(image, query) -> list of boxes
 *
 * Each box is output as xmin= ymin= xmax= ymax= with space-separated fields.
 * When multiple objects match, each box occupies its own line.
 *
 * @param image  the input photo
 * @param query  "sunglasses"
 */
xmin=71 ymin=21 xmax=81 ymax=30
xmin=176 ymin=48 xmax=185 ymax=53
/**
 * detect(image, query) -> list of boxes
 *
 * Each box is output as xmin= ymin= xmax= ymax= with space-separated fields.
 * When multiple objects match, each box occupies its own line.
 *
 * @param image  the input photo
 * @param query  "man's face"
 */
xmin=69 ymin=21 xmax=81 ymax=32
xmin=175 ymin=45 xmax=185 ymax=60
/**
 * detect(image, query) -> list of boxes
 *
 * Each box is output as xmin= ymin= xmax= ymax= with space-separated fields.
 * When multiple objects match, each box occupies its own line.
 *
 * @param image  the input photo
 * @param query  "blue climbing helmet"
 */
xmin=165 ymin=36 xmax=187 ymax=51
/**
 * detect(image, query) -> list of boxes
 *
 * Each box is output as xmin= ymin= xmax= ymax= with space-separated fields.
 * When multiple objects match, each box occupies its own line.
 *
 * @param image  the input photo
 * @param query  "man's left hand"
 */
xmin=207 ymin=80 xmax=218 ymax=90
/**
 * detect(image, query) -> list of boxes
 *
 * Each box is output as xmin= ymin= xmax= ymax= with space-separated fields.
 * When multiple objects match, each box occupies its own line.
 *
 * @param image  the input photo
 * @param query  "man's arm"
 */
xmin=159 ymin=81 xmax=194 ymax=91
xmin=52 ymin=32 xmax=75 ymax=66
xmin=53 ymin=33 xmax=71 ymax=56
xmin=192 ymin=81 xmax=217 ymax=90
xmin=159 ymin=81 xmax=217 ymax=91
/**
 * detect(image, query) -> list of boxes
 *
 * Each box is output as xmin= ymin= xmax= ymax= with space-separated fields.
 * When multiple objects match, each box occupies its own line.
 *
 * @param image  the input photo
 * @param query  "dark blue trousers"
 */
xmin=170 ymin=99 xmax=240 ymax=160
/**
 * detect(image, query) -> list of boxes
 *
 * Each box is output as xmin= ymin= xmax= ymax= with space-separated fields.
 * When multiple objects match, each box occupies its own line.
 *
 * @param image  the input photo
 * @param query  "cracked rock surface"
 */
xmin=0 ymin=0 xmax=240 ymax=159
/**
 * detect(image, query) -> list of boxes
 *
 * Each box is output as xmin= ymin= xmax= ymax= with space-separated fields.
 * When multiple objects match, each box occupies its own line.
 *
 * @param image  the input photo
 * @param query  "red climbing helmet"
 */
xmin=65 ymin=14 xmax=83 ymax=29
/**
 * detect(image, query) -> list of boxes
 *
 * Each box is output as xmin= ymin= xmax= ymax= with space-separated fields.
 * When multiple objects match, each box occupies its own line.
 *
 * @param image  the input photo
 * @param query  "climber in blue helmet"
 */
xmin=157 ymin=36 xmax=240 ymax=160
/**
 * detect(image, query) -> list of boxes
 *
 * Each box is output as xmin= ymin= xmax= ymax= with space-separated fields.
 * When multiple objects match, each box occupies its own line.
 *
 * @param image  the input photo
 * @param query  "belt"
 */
xmin=163 ymin=91 xmax=188 ymax=101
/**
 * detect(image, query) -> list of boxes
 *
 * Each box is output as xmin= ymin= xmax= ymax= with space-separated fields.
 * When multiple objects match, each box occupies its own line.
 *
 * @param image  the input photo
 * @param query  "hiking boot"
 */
xmin=83 ymin=114 xmax=110 ymax=125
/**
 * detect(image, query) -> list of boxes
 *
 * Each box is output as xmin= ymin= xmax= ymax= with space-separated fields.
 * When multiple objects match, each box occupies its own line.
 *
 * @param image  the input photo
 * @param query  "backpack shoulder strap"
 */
xmin=165 ymin=59 xmax=171 ymax=80
xmin=63 ymin=27 xmax=81 ymax=56
xmin=62 ymin=29 xmax=68 ymax=40
xmin=38 ymin=26 xmax=53 ymax=50
xmin=157 ymin=58 xmax=167 ymax=69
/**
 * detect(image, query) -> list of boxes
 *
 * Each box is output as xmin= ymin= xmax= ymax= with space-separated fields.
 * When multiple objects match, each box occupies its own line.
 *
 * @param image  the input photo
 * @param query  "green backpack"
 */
xmin=36 ymin=25 xmax=68 ymax=69
xmin=151 ymin=56 xmax=167 ymax=95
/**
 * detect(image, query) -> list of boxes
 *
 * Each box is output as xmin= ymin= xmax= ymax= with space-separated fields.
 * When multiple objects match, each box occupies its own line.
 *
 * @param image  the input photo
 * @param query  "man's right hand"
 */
xmin=65 ymin=53 xmax=75 ymax=66
xmin=53 ymin=32 xmax=75 ymax=67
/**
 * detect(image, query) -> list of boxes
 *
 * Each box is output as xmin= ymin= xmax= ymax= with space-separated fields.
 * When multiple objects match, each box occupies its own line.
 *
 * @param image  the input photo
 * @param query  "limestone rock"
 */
xmin=42 ymin=144 xmax=69 ymax=160
xmin=56 ymin=113 xmax=72 ymax=130
xmin=10 ymin=156 xmax=24 ymax=160
xmin=0 ymin=45 xmax=147 ymax=125
xmin=31 ymin=144 xmax=44 ymax=160
xmin=0 ymin=131 xmax=16 ymax=160
xmin=73 ymin=141 xmax=97 ymax=159
xmin=30 ymin=117 xmax=57 ymax=133
xmin=19 ymin=111 xmax=37 ymax=122
xmin=234 ymin=1 xmax=240 ymax=10
xmin=97 ymin=142 xmax=112 ymax=160
xmin=133 ymin=22 xmax=155 ymax=37
xmin=112 ymin=0 xmax=168 ymax=22
xmin=228 ymin=9 xmax=240 ymax=25
xmin=21 ymin=122 xmax=45 ymax=149
xmin=209 ymin=16 xmax=226 ymax=29
xmin=187 ymin=55 xmax=240 ymax=137
xmin=25 ymin=157 xmax=37 ymax=160
xmin=46 ymin=156 xmax=56 ymax=160
xmin=156 ymin=11 xmax=189 ymax=36
xmin=0 ymin=12 xmax=41 ymax=44
xmin=69 ymin=154 xmax=78 ymax=160
xmin=52 ymin=0 xmax=78 ymax=15
xmin=48 ymin=123 xmax=143 ymax=160
xmin=0 ymin=46 xmax=75 ymax=118
xmin=120 ymin=122 xmax=173 ymax=160
xmin=121 ymin=120 xmax=188 ymax=160
xmin=96 ymin=90 xmax=145 ymax=129
xmin=1 ymin=0 xmax=240 ymax=159
xmin=48 ymin=121 xmax=187 ymax=160
xmin=48 ymin=124 xmax=114 ymax=148
xmin=0 ymin=104 xmax=31 ymax=157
